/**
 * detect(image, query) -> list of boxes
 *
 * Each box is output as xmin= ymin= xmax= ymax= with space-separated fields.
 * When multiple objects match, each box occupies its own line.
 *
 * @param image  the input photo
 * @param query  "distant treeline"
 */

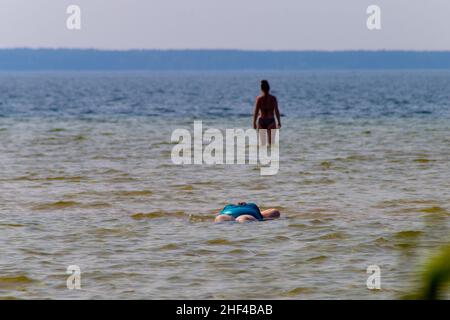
xmin=1 ymin=49 xmax=450 ymax=70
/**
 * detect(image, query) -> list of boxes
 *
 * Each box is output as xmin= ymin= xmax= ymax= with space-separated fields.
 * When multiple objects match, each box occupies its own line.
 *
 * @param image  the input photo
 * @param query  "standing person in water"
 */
xmin=253 ymin=80 xmax=281 ymax=144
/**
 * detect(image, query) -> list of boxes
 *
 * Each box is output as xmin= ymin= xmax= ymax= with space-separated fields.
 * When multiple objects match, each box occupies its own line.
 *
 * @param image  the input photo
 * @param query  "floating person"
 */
xmin=215 ymin=202 xmax=281 ymax=223
xmin=252 ymin=80 xmax=281 ymax=144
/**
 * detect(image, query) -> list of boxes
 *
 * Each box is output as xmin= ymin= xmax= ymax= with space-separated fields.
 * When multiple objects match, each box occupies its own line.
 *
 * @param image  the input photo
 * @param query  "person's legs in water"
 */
xmin=258 ymin=118 xmax=276 ymax=145
xmin=235 ymin=215 xmax=258 ymax=223
xmin=234 ymin=209 xmax=280 ymax=222
xmin=267 ymin=122 xmax=277 ymax=145
xmin=215 ymin=214 xmax=258 ymax=223
xmin=215 ymin=214 xmax=235 ymax=223
xmin=261 ymin=209 xmax=281 ymax=220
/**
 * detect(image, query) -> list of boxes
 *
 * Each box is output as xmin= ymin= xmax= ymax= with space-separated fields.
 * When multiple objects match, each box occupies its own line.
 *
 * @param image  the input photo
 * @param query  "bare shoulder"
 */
xmin=255 ymin=95 xmax=264 ymax=106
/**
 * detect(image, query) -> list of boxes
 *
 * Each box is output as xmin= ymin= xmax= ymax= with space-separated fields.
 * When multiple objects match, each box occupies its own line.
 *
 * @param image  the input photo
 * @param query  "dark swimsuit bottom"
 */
xmin=219 ymin=203 xmax=264 ymax=221
xmin=258 ymin=117 xmax=276 ymax=129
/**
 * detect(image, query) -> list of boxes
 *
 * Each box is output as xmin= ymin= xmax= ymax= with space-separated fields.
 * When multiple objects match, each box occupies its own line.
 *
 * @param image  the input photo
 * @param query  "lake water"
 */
xmin=0 ymin=71 xmax=449 ymax=299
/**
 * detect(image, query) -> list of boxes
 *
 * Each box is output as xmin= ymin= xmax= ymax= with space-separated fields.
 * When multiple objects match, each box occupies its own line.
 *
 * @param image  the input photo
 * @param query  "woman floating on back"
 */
xmin=215 ymin=202 xmax=281 ymax=223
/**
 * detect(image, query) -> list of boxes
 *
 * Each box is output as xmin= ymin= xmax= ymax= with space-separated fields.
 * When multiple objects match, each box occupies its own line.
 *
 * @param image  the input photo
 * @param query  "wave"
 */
xmin=394 ymin=230 xmax=423 ymax=239
xmin=10 ymin=175 xmax=87 ymax=183
xmin=44 ymin=176 xmax=86 ymax=182
xmin=158 ymin=243 xmax=181 ymax=251
xmin=32 ymin=201 xmax=81 ymax=210
xmin=113 ymin=190 xmax=153 ymax=197
xmin=0 ymin=223 xmax=25 ymax=228
xmin=206 ymin=239 xmax=235 ymax=245
xmin=0 ymin=275 xmax=36 ymax=289
xmin=413 ymin=158 xmax=436 ymax=163
xmin=32 ymin=201 xmax=112 ymax=211
xmin=282 ymin=287 xmax=314 ymax=297
xmin=188 ymin=214 xmax=215 ymax=222
xmin=319 ymin=232 xmax=347 ymax=240
xmin=131 ymin=211 xmax=185 ymax=220
xmin=307 ymin=255 xmax=328 ymax=262
xmin=420 ymin=206 xmax=449 ymax=215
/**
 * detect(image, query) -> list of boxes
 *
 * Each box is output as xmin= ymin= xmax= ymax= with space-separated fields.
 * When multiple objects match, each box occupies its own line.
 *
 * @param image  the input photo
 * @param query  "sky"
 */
xmin=0 ymin=0 xmax=449 ymax=51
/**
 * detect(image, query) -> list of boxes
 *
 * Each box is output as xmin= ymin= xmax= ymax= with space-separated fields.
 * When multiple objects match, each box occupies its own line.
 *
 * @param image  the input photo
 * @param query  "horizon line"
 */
xmin=2 ymin=48 xmax=450 ymax=53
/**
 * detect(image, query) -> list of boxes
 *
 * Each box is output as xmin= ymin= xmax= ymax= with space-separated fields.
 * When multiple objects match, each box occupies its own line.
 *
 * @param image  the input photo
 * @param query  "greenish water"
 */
xmin=0 ymin=72 xmax=449 ymax=299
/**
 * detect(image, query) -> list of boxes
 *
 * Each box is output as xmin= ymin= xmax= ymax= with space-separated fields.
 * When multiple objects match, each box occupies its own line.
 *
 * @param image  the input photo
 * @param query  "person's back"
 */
xmin=257 ymin=93 xmax=277 ymax=120
xmin=253 ymin=80 xmax=281 ymax=130
xmin=253 ymin=80 xmax=281 ymax=144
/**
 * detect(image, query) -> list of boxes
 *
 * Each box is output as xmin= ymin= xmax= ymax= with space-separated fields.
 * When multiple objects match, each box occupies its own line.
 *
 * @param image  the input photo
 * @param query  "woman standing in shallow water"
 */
xmin=253 ymin=80 xmax=281 ymax=144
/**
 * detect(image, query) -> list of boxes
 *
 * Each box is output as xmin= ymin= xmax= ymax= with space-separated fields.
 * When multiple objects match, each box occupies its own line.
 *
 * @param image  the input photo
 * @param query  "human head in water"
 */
xmin=261 ymin=80 xmax=270 ymax=94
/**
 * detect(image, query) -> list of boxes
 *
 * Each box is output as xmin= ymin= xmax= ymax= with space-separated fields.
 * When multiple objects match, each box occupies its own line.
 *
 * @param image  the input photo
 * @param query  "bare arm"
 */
xmin=253 ymin=98 xmax=260 ymax=129
xmin=274 ymin=98 xmax=281 ymax=128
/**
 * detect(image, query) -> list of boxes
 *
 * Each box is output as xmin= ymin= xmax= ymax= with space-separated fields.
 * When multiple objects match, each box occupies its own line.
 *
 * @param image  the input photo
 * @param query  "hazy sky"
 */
xmin=1 ymin=0 xmax=449 ymax=50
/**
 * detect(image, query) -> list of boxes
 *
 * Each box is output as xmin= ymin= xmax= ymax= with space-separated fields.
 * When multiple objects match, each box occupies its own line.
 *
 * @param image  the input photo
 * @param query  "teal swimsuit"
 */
xmin=219 ymin=203 xmax=264 ymax=221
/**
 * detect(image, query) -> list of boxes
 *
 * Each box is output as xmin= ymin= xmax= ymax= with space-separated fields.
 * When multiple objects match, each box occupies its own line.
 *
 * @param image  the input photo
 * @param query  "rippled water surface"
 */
xmin=0 ymin=71 xmax=449 ymax=299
